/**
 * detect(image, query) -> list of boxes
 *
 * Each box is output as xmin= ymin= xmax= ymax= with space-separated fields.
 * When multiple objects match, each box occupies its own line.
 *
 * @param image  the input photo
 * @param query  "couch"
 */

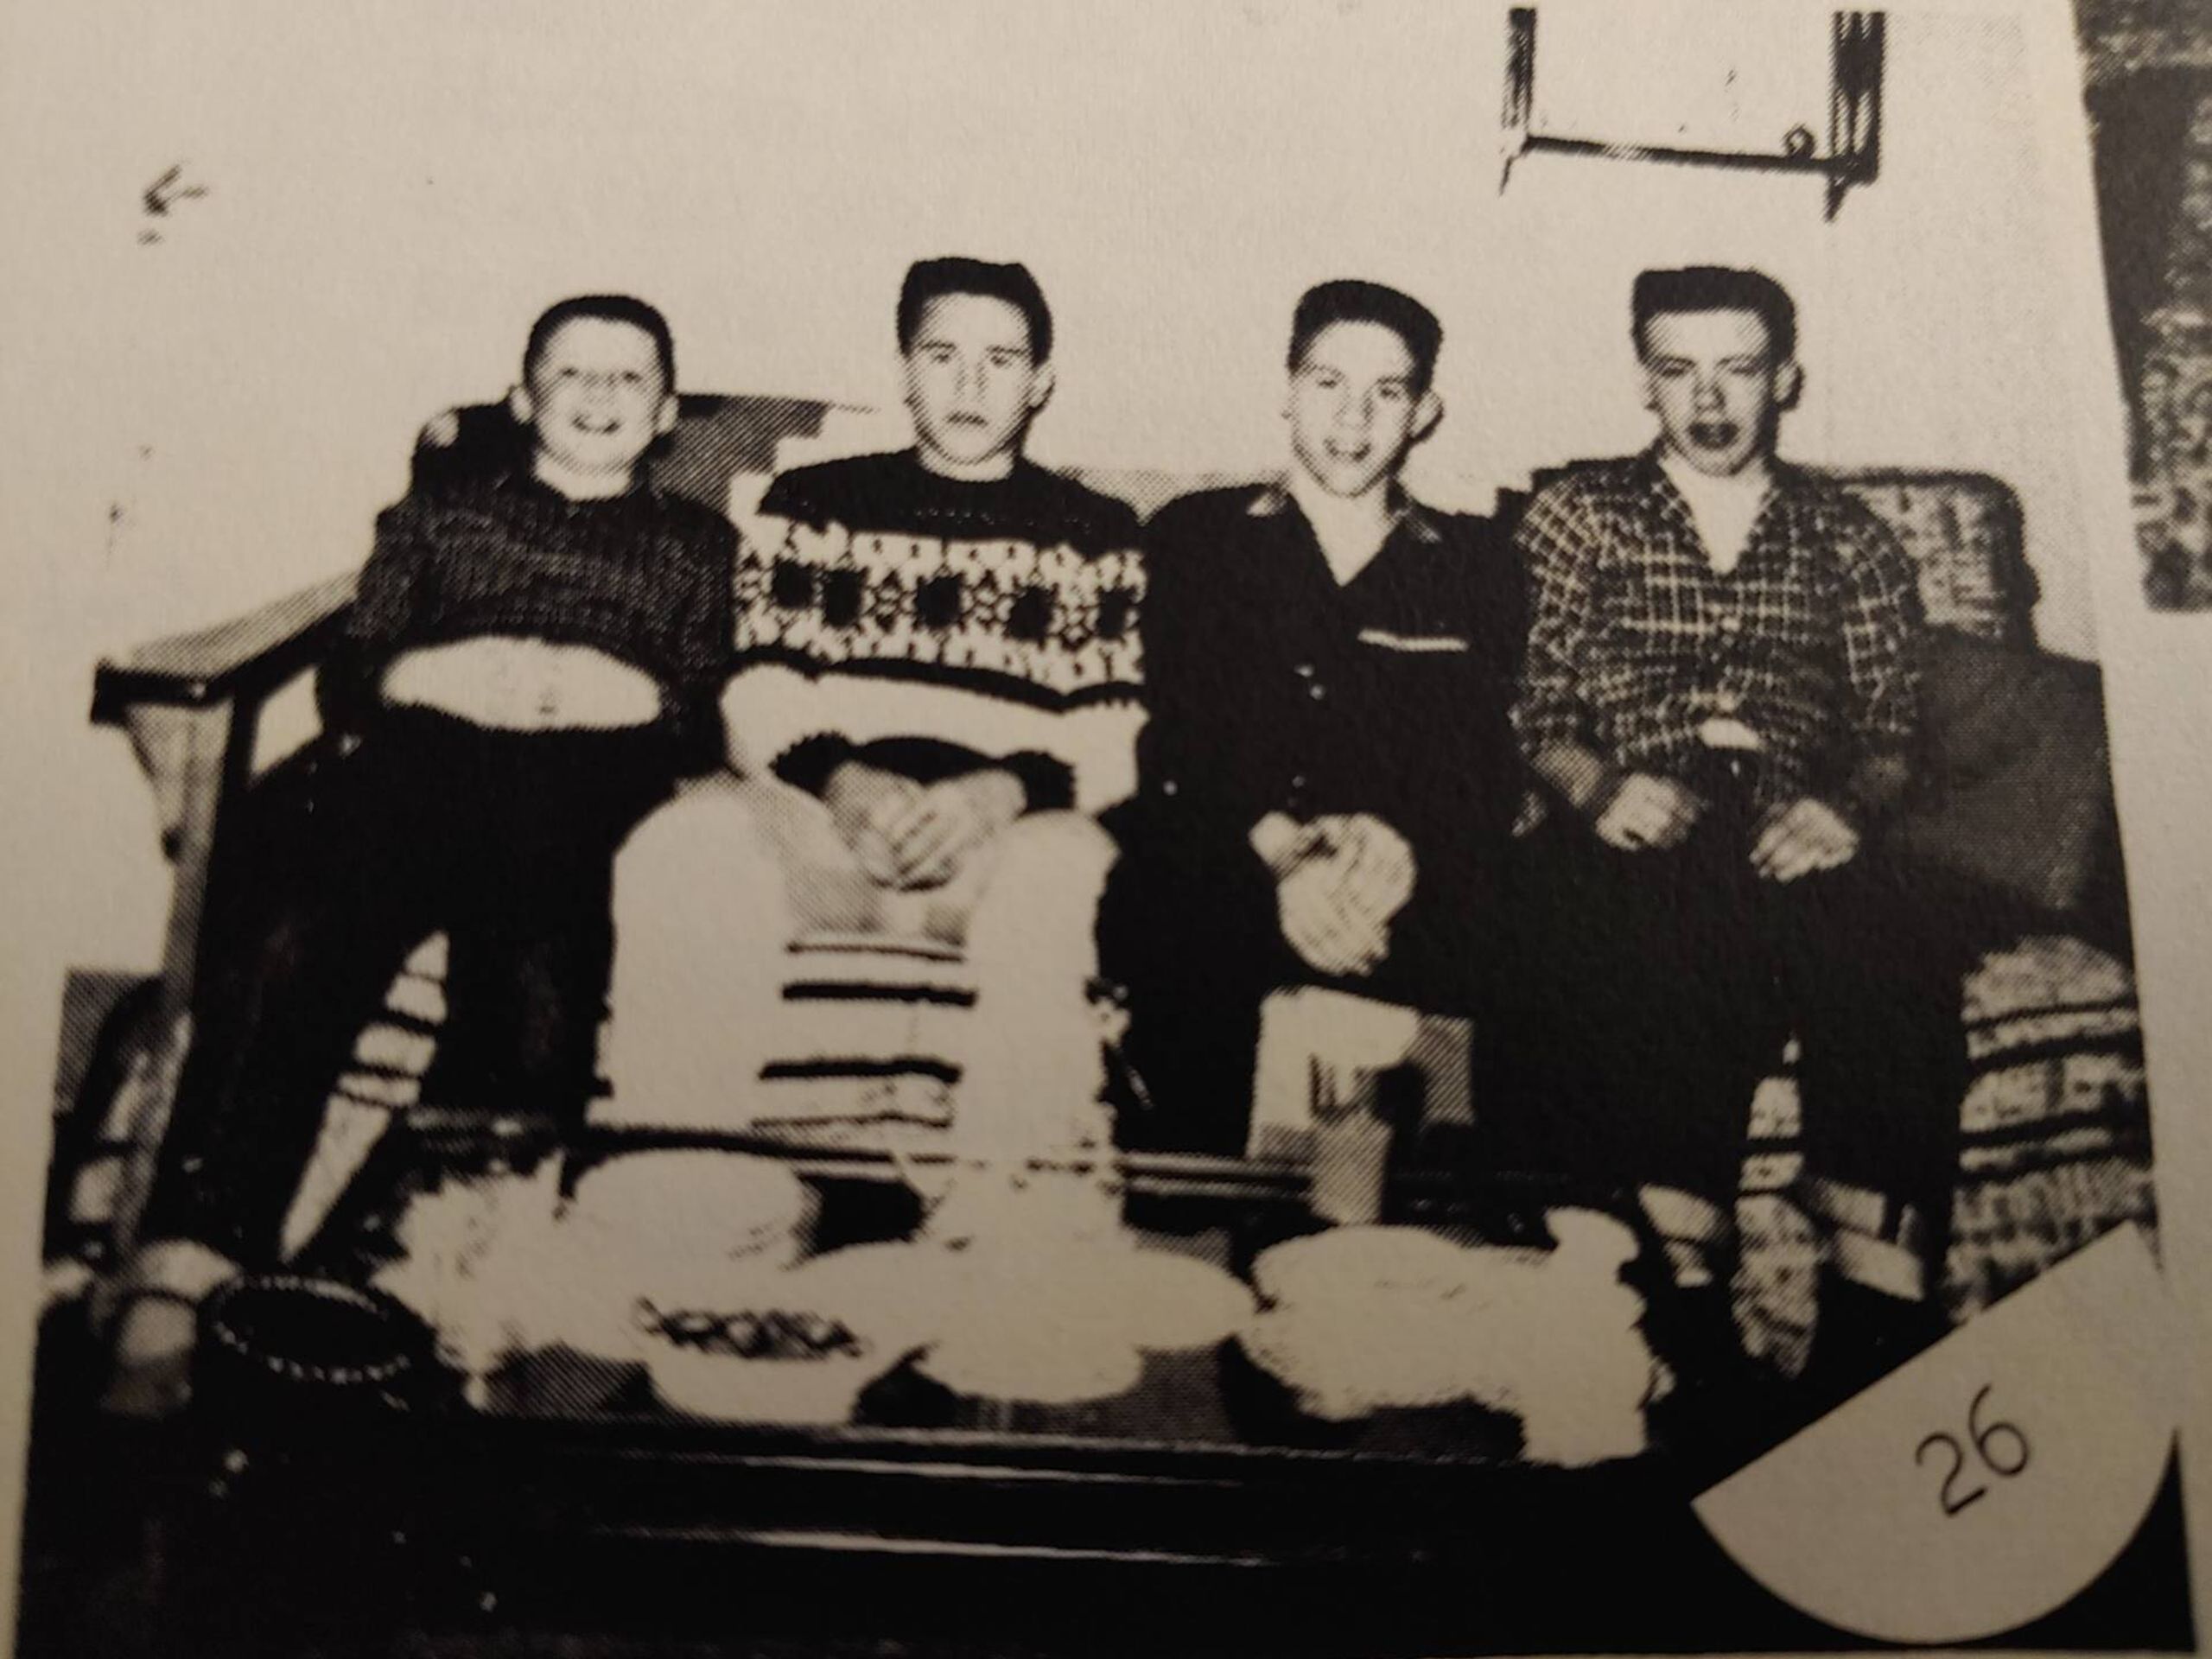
xmin=55 ymin=394 xmax=2154 ymax=1346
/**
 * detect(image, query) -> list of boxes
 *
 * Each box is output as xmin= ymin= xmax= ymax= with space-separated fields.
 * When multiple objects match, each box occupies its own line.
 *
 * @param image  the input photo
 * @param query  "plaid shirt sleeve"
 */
xmin=1830 ymin=498 xmax=1923 ymax=754
xmin=1510 ymin=477 xmax=1604 ymax=758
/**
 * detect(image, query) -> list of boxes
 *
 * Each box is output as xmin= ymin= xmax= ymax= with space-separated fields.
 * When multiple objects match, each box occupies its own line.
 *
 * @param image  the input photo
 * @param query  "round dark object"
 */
xmin=197 ymin=1274 xmax=430 ymax=1420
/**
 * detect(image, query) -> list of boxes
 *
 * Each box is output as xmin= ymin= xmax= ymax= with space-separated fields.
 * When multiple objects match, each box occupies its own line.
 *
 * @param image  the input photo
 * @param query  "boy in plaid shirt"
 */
xmin=1502 ymin=268 xmax=1969 ymax=1422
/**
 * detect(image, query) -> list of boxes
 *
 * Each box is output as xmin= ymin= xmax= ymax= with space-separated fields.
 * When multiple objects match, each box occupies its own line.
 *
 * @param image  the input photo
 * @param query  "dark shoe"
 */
xmin=1640 ymin=1282 xmax=1799 ymax=1486
xmin=1796 ymin=1268 xmax=1950 ymax=1419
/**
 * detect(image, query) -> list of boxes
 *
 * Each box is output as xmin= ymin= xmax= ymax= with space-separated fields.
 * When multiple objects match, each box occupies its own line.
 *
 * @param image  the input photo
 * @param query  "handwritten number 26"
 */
xmin=1916 ymin=1384 xmax=2031 ymax=1516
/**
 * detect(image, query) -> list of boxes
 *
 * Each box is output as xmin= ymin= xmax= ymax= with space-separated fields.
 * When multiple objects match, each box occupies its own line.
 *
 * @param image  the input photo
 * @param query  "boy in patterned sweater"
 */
xmin=603 ymin=258 xmax=1144 ymax=1160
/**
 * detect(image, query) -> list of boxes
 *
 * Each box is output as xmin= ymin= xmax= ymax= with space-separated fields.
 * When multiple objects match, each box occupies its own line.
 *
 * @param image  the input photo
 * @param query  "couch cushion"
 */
xmin=1834 ymin=472 xmax=2038 ymax=645
xmin=1891 ymin=630 xmax=2120 ymax=923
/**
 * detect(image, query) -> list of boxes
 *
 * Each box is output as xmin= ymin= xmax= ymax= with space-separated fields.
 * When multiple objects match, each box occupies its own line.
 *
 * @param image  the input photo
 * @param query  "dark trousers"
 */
xmin=1101 ymin=823 xmax=1489 ymax=1155
xmin=144 ymin=709 xmax=683 ymax=1264
xmin=1486 ymin=807 xmax=1972 ymax=1236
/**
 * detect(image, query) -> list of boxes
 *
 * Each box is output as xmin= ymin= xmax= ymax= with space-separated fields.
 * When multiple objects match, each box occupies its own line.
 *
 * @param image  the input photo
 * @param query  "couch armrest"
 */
xmin=90 ymin=572 xmax=355 ymax=724
xmin=86 ymin=574 xmax=358 ymax=1262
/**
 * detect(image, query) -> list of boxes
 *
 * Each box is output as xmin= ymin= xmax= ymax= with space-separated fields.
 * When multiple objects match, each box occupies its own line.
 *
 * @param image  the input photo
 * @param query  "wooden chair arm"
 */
xmin=86 ymin=573 xmax=357 ymax=1262
xmin=90 ymin=572 xmax=356 ymax=724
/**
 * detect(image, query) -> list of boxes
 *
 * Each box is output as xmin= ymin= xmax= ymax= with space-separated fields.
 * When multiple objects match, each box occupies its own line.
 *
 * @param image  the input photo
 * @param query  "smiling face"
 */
xmin=1285 ymin=320 xmax=1440 ymax=500
xmin=513 ymin=315 xmax=677 ymax=489
xmin=1638 ymin=308 xmax=1801 ymax=479
xmin=902 ymin=292 xmax=1053 ymax=479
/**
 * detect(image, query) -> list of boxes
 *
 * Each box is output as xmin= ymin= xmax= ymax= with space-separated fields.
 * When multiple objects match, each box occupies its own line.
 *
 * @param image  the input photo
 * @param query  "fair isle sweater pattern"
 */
xmin=735 ymin=528 xmax=1147 ymax=702
xmin=734 ymin=462 xmax=1145 ymax=706
xmin=727 ymin=451 xmax=1149 ymax=812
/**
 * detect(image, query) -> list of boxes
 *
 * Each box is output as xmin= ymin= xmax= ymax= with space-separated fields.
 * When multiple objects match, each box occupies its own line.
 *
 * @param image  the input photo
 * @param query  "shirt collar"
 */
xmin=1637 ymin=441 xmax=1808 ymax=502
xmin=507 ymin=465 xmax=654 ymax=507
xmin=1637 ymin=442 xmax=1813 ymax=548
xmin=1246 ymin=477 xmax=1445 ymax=545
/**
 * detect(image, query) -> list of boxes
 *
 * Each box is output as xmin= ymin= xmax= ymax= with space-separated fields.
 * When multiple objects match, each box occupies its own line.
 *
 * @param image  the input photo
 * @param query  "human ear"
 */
xmin=507 ymin=384 xmax=534 ymax=426
xmin=1026 ymin=361 xmax=1058 ymax=416
xmin=653 ymin=392 xmax=679 ymax=437
xmin=1411 ymin=391 xmax=1444 ymax=446
xmin=1775 ymin=359 xmax=1805 ymax=411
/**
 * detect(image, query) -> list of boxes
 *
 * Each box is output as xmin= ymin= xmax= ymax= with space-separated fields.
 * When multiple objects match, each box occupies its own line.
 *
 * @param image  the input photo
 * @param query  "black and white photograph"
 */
xmin=0 ymin=1 xmax=2202 ymax=1654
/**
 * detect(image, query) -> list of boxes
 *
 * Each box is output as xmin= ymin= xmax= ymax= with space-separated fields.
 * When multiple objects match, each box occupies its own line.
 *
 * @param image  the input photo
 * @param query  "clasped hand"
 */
xmin=1267 ymin=814 xmax=1416 ymax=979
xmin=1592 ymin=772 xmax=1704 ymax=851
xmin=826 ymin=762 xmax=1025 ymax=890
xmin=1595 ymin=773 xmax=1859 ymax=882
xmin=1750 ymin=796 xmax=1859 ymax=883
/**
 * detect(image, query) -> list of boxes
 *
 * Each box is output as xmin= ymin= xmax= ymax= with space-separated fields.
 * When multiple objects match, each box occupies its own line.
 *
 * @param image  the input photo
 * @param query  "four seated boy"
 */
xmin=111 ymin=264 xmax=1976 ymax=1433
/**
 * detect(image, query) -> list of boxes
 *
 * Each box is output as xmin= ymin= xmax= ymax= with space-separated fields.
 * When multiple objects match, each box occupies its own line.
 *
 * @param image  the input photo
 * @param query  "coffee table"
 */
xmin=73 ymin=1138 xmax=1834 ymax=1656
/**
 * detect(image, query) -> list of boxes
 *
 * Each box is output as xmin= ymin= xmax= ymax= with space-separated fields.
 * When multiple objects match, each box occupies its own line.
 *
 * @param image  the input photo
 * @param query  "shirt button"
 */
xmin=1308 ymin=683 xmax=1327 ymax=702
xmin=1291 ymin=773 xmax=1309 ymax=791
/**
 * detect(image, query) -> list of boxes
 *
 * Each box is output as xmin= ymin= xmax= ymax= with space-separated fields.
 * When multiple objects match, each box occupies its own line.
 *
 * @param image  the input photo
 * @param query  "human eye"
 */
xmin=1376 ymin=381 xmax=1411 ymax=404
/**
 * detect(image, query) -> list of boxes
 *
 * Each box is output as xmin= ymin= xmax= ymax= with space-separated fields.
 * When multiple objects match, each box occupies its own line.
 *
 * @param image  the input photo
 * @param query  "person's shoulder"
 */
xmin=1783 ymin=466 xmax=1913 ymax=569
xmin=1014 ymin=464 xmax=1143 ymax=555
xmin=1400 ymin=502 xmax=1523 ymax=604
xmin=646 ymin=485 xmax=739 ymax=550
xmin=757 ymin=450 xmax=908 ymax=524
xmin=1146 ymin=482 xmax=1276 ymax=542
xmin=1405 ymin=498 xmax=1502 ymax=547
xmin=1522 ymin=454 xmax=1647 ymax=517
xmin=374 ymin=471 xmax=512 ymax=539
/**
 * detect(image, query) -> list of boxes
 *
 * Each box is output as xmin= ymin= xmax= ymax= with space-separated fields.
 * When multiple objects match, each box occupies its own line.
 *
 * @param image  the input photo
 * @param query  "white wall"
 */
xmin=3 ymin=0 xmax=2126 ymax=979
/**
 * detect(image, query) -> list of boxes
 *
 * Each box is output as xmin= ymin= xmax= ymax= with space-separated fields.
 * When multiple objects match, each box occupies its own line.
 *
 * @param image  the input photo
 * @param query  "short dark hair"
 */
xmin=1631 ymin=266 xmax=1797 ymax=361
xmin=524 ymin=295 xmax=677 ymax=390
xmin=898 ymin=257 xmax=1053 ymax=362
xmin=1287 ymin=280 xmax=1443 ymax=393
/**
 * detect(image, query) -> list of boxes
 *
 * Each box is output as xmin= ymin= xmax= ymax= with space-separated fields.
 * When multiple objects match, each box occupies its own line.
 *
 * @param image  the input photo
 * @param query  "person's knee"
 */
xmin=613 ymin=775 xmax=791 ymax=927
xmin=991 ymin=812 xmax=1117 ymax=902
xmin=953 ymin=814 xmax=1112 ymax=991
xmin=618 ymin=772 xmax=753 ymax=867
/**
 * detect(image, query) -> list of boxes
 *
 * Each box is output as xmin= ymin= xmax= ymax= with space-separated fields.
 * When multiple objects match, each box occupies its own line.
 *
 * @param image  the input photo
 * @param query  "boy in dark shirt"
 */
xmin=1102 ymin=281 xmax=1527 ymax=1154
xmin=127 ymin=295 xmax=735 ymax=1308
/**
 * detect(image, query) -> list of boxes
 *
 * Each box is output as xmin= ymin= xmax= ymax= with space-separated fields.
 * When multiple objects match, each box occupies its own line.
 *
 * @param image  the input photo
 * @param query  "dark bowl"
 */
xmin=195 ymin=1274 xmax=435 ymax=1425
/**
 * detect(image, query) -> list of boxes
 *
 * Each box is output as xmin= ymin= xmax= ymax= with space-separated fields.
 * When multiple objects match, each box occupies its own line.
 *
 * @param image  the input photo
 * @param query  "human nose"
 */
xmin=1692 ymin=372 xmax=1725 ymax=411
